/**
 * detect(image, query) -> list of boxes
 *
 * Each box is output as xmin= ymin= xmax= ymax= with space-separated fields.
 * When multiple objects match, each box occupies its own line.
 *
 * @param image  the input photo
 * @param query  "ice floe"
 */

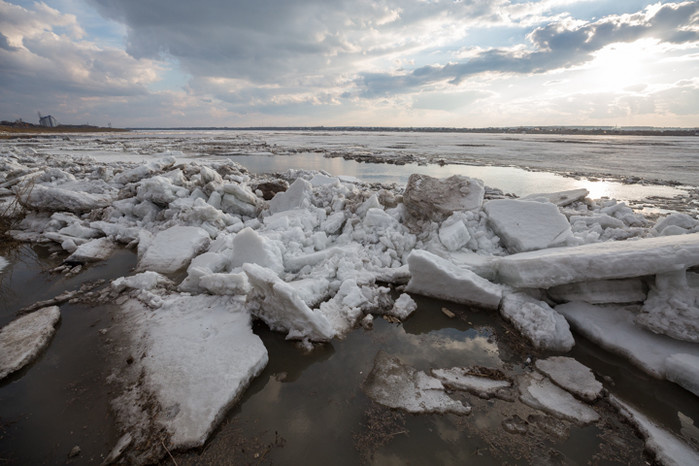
xmin=534 ymin=356 xmax=603 ymax=402
xmin=115 ymin=293 xmax=268 ymax=450
xmin=518 ymin=372 xmax=599 ymax=424
xmin=362 ymin=352 xmax=471 ymax=415
xmin=0 ymin=306 xmax=60 ymax=380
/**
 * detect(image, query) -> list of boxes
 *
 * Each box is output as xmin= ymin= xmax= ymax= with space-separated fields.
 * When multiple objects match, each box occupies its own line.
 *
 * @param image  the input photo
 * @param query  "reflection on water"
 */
xmin=174 ymin=296 xmax=648 ymax=465
xmin=226 ymin=152 xmax=685 ymax=202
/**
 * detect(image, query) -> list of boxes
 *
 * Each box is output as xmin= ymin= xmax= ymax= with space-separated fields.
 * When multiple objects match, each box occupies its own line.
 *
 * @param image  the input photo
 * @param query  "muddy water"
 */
xmin=0 ymin=244 xmax=136 ymax=465
xmin=173 ymin=296 xmax=651 ymax=465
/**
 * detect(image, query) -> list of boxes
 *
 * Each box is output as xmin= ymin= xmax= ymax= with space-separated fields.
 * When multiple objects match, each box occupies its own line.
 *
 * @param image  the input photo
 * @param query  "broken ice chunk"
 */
xmin=0 ymin=306 xmax=61 ymax=380
xmin=137 ymin=226 xmax=210 ymax=274
xmin=363 ymin=351 xmax=471 ymax=415
xmin=636 ymin=271 xmax=699 ymax=343
xmin=244 ymin=263 xmax=336 ymax=341
xmin=65 ymin=237 xmax=117 ymax=264
xmin=518 ymin=372 xmax=599 ymax=424
xmin=534 ymin=356 xmax=602 ymax=402
xmin=438 ymin=215 xmax=471 ymax=252
xmin=406 ymin=250 xmax=502 ymax=310
xmin=500 ymin=292 xmax=574 ymax=352
xmin=484 ymin=199 xmax=572 ymax=253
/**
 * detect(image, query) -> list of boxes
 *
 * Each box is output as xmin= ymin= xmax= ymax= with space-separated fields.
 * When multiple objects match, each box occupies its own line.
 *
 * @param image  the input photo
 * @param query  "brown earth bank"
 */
xmin=0 ymin=122 xmax=128 ymax=136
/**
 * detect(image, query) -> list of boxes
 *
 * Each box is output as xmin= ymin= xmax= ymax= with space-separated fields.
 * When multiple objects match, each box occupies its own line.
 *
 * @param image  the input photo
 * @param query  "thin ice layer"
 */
xmin=535 ymin=356 xmax=603 ymax=402
xmin=363 ymin=351 xmax=471 ymax=415
xmin=610 ymin=396 xmax=699 ymax=466
xmin=557 ymin=302 xmax=699 ymax=379
xmin=0 ymin=306 xmax=61 ymax=380
xmin=518 ymin=372 xmax=599 ymax=424
xmin=497 ymin=232 xmax=699 ymax=288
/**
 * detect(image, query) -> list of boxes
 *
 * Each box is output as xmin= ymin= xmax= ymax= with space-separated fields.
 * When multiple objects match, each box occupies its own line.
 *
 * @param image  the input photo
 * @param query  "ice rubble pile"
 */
xmin=1 ymin=150 xmax=698 ymax=459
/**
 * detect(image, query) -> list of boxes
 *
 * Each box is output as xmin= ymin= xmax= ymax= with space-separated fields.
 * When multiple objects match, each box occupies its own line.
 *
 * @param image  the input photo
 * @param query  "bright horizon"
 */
xmin=1 ymin=1 xmax=698 ymax=129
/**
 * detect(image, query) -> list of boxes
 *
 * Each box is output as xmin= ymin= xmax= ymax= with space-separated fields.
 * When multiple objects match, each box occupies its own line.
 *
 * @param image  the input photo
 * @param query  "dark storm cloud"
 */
xmin=357 ymin=2 xmax=699 ymax=97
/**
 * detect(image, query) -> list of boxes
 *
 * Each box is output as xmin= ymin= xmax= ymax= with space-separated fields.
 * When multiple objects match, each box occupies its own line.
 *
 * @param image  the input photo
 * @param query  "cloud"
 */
xmin=0 ymin=0 xmax=163 ymax=122
xmin=356 ymin=2 xmax=699 ymax=97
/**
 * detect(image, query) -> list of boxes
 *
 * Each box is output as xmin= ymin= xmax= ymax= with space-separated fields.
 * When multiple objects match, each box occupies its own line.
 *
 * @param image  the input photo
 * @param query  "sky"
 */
xmin=1 ymin=0 xmax=697 ymax=128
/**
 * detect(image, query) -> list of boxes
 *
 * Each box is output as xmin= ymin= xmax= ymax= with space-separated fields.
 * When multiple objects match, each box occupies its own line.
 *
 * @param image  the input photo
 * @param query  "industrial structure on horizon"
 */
xmin=38 ymin=112 xmax=57 ymax=127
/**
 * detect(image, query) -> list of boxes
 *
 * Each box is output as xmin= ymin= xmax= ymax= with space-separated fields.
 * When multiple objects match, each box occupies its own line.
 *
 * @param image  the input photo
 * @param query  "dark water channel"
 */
xmin=0 ymin=244 xmax=136 ymax=464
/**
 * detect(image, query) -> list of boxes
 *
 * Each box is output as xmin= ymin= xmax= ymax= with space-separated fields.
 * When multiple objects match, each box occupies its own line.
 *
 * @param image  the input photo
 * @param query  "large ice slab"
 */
xmin=500 ymin=292 xmax=574 ymax=352
xmin=484 ymin=199 xmax=572 ymax=253
xmin=406 ymin=250 xmax=502 ymax=310
xmin=611 ymin=396 xmax=699 ymax=466
xmin=244 ymin=263 xmax=336 ymax=341
xmin=363 ymin=351 xmax=471 ymax=415
xmin=497 ymin=233 xmax=699 ymax=289
xmin=16 ymin=184 xmax=113 ymax=213
xmin=403 ymin=174 xmax=484 ymax=221
xmin=138 ymin=226 xmax=210 ymax=274
xmin=557 ymin=302 xmax=699 ymax=379
xmin=0 ymin=306 xmax=60 ymax=380
xmin=123 ymin=294 xmax=268 ymax=449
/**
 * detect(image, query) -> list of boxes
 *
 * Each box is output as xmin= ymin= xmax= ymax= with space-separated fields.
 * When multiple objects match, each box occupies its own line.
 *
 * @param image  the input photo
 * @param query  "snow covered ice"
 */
xmin=1 ymin=136 xmax=698 ymax=462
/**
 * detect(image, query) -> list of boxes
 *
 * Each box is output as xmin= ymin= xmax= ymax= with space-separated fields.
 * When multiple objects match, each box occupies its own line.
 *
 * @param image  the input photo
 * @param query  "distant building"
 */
xmin=39 ymin=114 xmax=57 ymax=127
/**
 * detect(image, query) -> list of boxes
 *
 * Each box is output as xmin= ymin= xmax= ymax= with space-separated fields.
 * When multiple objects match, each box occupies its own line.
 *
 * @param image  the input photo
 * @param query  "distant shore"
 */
xmin=0 ymin=122 xmax=128 ymax=136
xmin=132 ymin=126 xmax=699 ymax=137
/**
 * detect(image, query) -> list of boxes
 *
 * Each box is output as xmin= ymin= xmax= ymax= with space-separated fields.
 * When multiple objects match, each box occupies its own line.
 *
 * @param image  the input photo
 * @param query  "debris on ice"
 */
xmin=403 ymin=174 xmax=484 ymax=221
xmin=0 ymin=306 xmax=61 ymax=380
xmin=363 ymin=351 xmax=471 ymax=415
xmin=431 ymin=367 xmax=511 ymax=398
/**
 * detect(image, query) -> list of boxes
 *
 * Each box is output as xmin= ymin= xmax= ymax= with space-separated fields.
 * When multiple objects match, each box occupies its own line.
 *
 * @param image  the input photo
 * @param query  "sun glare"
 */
xmin=584 ymin=39 xmax=659 ymax=92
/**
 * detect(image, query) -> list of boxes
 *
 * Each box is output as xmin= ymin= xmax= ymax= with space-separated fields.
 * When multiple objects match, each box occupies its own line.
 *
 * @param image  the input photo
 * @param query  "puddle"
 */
xmin=172 ymin=296 xmax=647 ymax=465
xmin=0 ymin=245 xmax=137 ymax=465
